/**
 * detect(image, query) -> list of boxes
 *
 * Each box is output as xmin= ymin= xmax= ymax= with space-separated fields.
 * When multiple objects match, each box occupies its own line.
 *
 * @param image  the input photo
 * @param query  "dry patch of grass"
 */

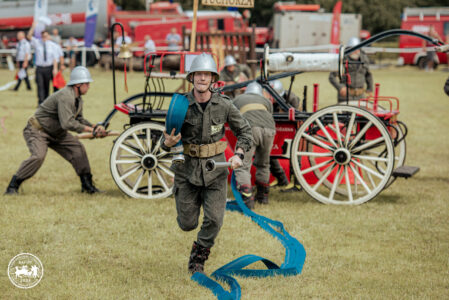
xmin=1 ymin=66 xmax=448 ymax=299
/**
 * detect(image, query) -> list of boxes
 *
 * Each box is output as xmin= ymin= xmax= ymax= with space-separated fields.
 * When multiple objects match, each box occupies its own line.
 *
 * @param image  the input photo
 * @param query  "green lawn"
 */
xmin=1 ymin=65 xmax=448 ymax=299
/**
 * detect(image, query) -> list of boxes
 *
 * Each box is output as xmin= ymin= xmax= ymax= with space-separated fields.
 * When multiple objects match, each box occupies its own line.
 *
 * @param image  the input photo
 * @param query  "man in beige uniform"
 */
xmin=163 ymin=53 xmax=253 ymax=274
xmin=4 ymin=66 xmax=106 ymax=195
xmin=233 ymin=82 xmax=276 ymax=206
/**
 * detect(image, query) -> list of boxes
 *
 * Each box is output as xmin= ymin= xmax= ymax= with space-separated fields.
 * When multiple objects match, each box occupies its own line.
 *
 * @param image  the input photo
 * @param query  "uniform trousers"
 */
xmin=234 ymin=126 xmax=276 ymax=187
xmin=14 ymin=61 xmax=31 ymax=90
xmin=173 ymin=164 xmax=227 ymax=249
xmin=15 ymin=123 xmax=91 ymax=181
xmin=35 ymin=66 xmax=53 ymax=104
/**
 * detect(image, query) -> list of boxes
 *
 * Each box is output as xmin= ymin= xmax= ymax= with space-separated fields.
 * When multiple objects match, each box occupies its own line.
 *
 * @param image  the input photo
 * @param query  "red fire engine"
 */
xmin=399 ymin=7 xmax=449 ymax=68
xmin=0 ymin=0 xmax=267 ymax=48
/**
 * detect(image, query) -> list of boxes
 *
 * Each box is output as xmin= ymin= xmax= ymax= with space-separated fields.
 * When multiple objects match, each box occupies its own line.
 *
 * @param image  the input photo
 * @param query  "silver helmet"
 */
xmin=187 ymin=53 xmax=219 ymax=83
xmin=270 ymin=80 xmax=285 ymax=97
xmin=244 ymin=82 xmax=263 ymax=97
xmin=67 ymin=66 xmax=93 ymax=86
xmin=224 ymin=55 xmax=237 ymax=67
xmin=347 ymin=37 xmax=361 ymax=48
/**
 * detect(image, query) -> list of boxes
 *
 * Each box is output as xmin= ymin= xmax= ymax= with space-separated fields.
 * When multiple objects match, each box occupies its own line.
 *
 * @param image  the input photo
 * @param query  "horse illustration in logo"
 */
xmin=14 ymin=265 xmax=40 ymax=278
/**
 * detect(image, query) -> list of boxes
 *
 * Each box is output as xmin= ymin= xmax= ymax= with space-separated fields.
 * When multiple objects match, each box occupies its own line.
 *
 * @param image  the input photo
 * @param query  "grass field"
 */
xmin=1 ymin=65 xmax=449 ymax=299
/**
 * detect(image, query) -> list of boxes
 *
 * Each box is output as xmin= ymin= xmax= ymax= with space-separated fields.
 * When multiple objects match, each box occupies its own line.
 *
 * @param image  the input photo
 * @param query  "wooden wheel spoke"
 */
xmin=296 ymin=152 xmax=333 ymax=158
xmin=351 ymin=159 xmax=384 ymax=180
xmin=329 ymin=166 xmax=343 ymax=201
xmin=119 ymin=143 xmax=143 ymax=158
xmin=349 ymin=120 xmax=372 ymax=149
xmin=344 ymin=112 xmax=356 ymax=147
xmin=349 ymin=164 xmax=371 ymax=194
xmin=132 ymin=133 xmax=146 ymax=153
xmin=352 ymin=154 xmax=389 ymax=162
xmin=158 ymin=164 xmax=174 ymax=178
xmin=119 ymin=165 xmax=140 ymax=181
xmin=145 ymin=128 xmax=152 ymax=153
xmin=315 ymin=118 xmax=338 ymax=148
xmin=155 ymin=169 xmax=169 ymax=192
xmin=344 ymin=166 xmax=353 ymax=202
xmin=312 ymin=162 xmax=336 ymax=192
xmin=333 ymin=112 xmax=343 ymax=147
xmin=351 ymin=137 xmax=385 ymax=154
xmin=300 ymin=159 xmax=333 ymax=175
xmin=132 ymin=170 xmax=145 ymax=193
xmin=301 ymin=132 xmax=334 ymax=152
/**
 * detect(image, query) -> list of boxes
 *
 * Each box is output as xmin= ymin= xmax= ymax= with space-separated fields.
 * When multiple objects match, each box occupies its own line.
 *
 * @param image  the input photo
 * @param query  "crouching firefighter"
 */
xmin=162 ymin=53 xmax=253 ymax=274
xmin=233 ymin=82 xmax=276 ymax=207
xmin=4 ymin=66 xmax=107 ymax=195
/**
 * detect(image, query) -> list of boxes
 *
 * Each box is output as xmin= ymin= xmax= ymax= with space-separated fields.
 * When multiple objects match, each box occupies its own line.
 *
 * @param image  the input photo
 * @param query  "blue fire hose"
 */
xmin=191 ymin=173 xmax=306 ymax=299
xmin=166 ymin=93 xmax=306 ymax=300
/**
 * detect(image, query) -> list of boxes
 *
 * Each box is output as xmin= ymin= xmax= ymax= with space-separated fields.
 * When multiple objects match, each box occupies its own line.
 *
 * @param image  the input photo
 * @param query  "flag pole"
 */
xmin=190 ymin=0 xmax=199 ymax=51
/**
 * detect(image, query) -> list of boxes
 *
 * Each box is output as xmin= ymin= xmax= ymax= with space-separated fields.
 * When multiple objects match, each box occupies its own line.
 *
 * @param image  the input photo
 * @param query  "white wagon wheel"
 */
xmin=110 ymin=122 xmax=174 ymax=199
xmin=291 ymin=105 xmax=395 ymax=205
xmin=372 ymin=122 xmax=406 ymax=188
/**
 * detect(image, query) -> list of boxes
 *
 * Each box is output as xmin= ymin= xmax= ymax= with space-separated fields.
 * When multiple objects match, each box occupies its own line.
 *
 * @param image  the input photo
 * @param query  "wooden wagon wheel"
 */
xmin=110 ymin=122 xmax=174 ymax=199
xmin=291 ymin=105 xmax=395 ymax=205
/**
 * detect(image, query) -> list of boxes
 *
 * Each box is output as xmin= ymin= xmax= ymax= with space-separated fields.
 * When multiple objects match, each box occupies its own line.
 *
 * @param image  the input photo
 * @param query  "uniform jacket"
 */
xmin=34 ymin=86 xmax=92 ymax=138
xmin=329 ymin=52 xmax=373 ymax=93
xmin=219 ymin=64 xmax=251 ymax=83
xmin=172 ymin=91 xmax=253 ymax=187
xmin=232 ymin=93 xmax=275 ymax=130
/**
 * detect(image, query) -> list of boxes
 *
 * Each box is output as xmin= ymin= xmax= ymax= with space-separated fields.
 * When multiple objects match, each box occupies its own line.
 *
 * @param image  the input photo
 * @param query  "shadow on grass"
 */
xmin=271 ymin=189 xmax=317 ymax=205
xmin=412 ymin=176 xmax=449 ymax=183
xmin=371 ymin=193 xmax=402 ymax=204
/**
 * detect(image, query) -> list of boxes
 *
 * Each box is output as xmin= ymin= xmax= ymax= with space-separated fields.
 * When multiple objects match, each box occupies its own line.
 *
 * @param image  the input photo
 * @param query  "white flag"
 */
xmin=33 ymin=0 xmax=48 ymax=23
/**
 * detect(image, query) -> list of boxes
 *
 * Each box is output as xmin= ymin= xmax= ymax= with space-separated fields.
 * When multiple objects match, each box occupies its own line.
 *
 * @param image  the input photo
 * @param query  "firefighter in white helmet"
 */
xmin=233 ymin=82 xmax=276 ymax=206
xmin=162 ymin=53 xmax=253 ymax=274
xmin=5 ymin=66 xmax=107 ymax=195
xmin=219 ymin=55 xmax=252 ymax=98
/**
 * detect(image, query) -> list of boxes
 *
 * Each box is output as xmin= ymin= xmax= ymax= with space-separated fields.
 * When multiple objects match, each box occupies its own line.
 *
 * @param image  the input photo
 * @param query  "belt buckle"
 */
xmin=189 ymin=145 xmax=199 ymax=157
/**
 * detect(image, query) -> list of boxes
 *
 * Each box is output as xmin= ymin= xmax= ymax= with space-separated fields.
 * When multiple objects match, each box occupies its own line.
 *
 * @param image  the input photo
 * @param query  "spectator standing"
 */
xmin=51 ymin=28 xmax=62 ymax=46
xmin=13 ymin=31 xmax=32 ymax=91
xmin=115 ymin=31 xmax=132 ymax=46
xmin=144 ymin=35 xmax=156 ymax=55
xmin=28 ymin=22 xmax=59 ymax=105
xmin=64 ymin=36 xmax=79 ymax=70
xmin=165 ymin=27 xmax=181 ymax=52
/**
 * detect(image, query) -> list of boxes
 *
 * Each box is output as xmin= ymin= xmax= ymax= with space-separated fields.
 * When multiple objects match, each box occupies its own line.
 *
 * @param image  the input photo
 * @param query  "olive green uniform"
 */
xmin=14 ymin=86 xmax=92 ymax=181
xmin=273 ymin=92 xmax=301 ymax=112
xmin=171 ymin=91 xmax=252 ymax=248
xmin=232 ymin=93 xmax=276 ymax=187
xmin=329 ymin=52 xmax=373 ymax=103
xmin=219 ymin=64 xmax=251 ymax=98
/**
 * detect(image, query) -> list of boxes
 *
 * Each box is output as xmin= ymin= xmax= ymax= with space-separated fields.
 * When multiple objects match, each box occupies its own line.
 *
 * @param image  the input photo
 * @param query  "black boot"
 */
xmin=79 ymin=173 xmax=101 ymax=194
xmin=238 ymin=184 xmax=255 ymax=210
xmin=4 ymin=175 xmax=23 ymax=195
xmin=255 ymin=181 xmax=270 ymax=204
xmin=270 ymin=159 xmax=289 ymax=187
xmin=188 ymin=241 xmax=211 ymax=274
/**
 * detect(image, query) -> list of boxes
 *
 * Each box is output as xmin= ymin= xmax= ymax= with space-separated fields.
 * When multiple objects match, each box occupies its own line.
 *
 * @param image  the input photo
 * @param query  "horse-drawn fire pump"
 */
xmin=100 ymin=25 xmax=445 ymax=205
